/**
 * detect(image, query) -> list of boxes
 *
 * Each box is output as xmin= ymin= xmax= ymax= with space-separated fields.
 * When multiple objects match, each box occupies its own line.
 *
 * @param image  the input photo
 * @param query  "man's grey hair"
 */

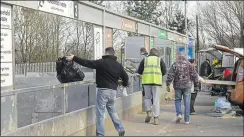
xmin=105 ymin=47 xmax=115 ymax=55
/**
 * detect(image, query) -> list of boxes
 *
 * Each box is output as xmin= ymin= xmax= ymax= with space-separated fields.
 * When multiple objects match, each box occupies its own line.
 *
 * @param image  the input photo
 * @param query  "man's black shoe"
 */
xmin=119 ymin=131 xmax=125 ymax=136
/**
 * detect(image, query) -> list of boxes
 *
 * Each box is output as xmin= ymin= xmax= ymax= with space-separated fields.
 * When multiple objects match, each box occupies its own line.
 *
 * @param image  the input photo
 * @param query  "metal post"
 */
xmin=184 ymin=0 xmax=188 ymax=57
xmin=196 ymin=15 xmax=199 ymax=59
xmin=11 ymin=5 xmax=16 ymax=90
xmin=76 ymin=20 xmax=79 ymax=56
xmin=103 ymin=9 xmax=106 ymax=51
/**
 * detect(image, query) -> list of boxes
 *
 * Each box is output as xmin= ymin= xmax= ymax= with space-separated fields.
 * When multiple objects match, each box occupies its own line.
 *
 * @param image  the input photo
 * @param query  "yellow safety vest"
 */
xmin=142 ymin=56 xmax=162 ymax=85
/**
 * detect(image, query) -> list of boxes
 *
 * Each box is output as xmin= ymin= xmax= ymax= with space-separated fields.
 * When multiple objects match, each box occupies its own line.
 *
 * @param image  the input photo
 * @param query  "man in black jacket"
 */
xmin=200 ymin=59 xmax=211 ymax=78
xmin=67 ymin=47 xmax=128 ymax=136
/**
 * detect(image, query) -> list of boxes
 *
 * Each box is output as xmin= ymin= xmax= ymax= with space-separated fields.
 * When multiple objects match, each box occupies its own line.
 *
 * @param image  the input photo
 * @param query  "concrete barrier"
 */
xmin=3 ymin=91 xmax=143 ymax=136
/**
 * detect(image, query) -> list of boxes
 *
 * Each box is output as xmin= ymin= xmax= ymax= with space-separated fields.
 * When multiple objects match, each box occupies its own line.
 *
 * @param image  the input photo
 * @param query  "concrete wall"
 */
xmin=3 ymin=91 xmax=143 ymax=136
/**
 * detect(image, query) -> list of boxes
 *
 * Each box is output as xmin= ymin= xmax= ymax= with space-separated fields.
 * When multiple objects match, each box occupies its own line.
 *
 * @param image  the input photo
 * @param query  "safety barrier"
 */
xmin=1 ymin=74 xmax=141 ymax=135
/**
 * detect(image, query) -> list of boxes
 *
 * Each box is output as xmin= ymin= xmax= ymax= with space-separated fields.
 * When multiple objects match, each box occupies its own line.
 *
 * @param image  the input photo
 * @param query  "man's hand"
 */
xmin=166 ymin=86 xmax=170 ymax=92
xmin=194 ymin=86 xmax=199 ymax=93
xmin=66 ymin=55 xmax=74 ymax=61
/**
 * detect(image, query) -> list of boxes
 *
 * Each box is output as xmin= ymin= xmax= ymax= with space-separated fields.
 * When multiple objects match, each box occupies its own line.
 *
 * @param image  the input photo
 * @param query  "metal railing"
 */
xmin=15 ymin=62 xmax=93 ymax=75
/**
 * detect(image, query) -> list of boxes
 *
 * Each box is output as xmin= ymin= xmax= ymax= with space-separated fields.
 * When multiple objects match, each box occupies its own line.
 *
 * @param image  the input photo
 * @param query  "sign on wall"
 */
xmin=1 ymin=3 xmax=13 ymax=89
xmin=158 ymin=30 xmax=167 ymax=39
xmin=94 ymin=25 xmax=103 ymax=60
xmin=1 ymin=29 xmax=13 ymax=62
xmin=121 ymin=18 xmax=137 ymax=32
xmin=178 ymin=47 xmax=193 ymax=59
xmin=38 ymin=0 xmax=75 ymax=18
xmin=1 ymin=4 xmax=12 ymax=29
xmin=1 ymin=63 xmax=13 ymax=87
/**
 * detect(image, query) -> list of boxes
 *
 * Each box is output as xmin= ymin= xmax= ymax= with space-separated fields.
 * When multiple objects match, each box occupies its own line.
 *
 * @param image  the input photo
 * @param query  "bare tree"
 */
xmin=199 ymin=1 xmax=244 ymax=48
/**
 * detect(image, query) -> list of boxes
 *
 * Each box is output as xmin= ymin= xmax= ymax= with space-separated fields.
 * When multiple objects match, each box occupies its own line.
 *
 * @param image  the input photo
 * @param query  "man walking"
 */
xmin=126 ymin=47 xmax=149 ymax=69
xmin=189 ymin=59 xmax=205 ymax=115
xmin=137 ymin=48 xmax=167 ymax=125
xmin=66 ymin=47 xmax=128 ymax=136
xmin=166 ymin=54 xmax=199 ymax=124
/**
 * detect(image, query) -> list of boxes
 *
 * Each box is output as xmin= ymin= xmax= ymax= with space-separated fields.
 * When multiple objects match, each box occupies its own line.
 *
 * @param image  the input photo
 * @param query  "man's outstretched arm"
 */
xmin=72 ymin=56 xmax=99 ymax=69
xmin=120 ymin=65 xmax=129 ymax=87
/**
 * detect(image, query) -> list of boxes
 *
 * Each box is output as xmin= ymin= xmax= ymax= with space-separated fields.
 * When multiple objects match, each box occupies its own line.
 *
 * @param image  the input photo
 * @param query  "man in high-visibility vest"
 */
xmin=137 ymin=48 xmax=167 ymax=125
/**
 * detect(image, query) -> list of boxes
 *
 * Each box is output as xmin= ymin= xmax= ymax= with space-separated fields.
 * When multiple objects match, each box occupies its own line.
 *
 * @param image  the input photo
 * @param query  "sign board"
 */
xmin=38 ymin=1 xmax=75 ymax=18
xmin=105 ymin=28 xmax=113 ymax=48
xmin=1 ymin=29 xmax=13 ymax=62
xmin=188 ymin=39 xmax=193 ymax=47
xmin=188 ymin=47 xmax=193 ymax=59
xmin=121 ymin=18 xmax=137 ymax=32
xmin=94 ymin=25 xmax=103 ymax=60
xmin=158 ymin=30 xmax=167 ymax=39
xmin=1 ymin=63 xmax=13 ymax=87
xmin=178 ymin=47 xmax=185 ymax=54
xmin=1 ymin=3 xmax=13 ymax=89
xmin=1 ymin=4 xmax=12 ymax=29
xmin=178 ymin=47 xmax=193 ymax=59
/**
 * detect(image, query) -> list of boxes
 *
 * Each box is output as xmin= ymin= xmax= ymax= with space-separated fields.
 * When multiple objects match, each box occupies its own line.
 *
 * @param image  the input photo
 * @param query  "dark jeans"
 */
xmin=190 ymin=92 xmax=198 ymax=113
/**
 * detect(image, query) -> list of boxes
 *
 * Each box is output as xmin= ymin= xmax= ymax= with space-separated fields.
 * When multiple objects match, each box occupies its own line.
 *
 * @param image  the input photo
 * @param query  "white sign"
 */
xmin=1 ymin=4 xmax=12 ymax=29
xmin=1 ymin=63 xmax=13 ymax=87
xmin=94 ymin=26 xmax=103 ymax=60
xmin=38 ymin=1 xmax=74 ymax=18
xmin=1 ymin=29 xmax=12 ymax=62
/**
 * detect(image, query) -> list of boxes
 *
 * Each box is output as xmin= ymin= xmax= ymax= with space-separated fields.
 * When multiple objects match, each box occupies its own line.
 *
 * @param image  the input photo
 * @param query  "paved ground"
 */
xmin=106 ymin=92 xmax=244 ymax=136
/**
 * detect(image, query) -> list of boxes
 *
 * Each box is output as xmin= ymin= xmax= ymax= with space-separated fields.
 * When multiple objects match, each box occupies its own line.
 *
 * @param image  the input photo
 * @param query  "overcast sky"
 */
xmin=187 ymin=1 xmax=208 ymax=19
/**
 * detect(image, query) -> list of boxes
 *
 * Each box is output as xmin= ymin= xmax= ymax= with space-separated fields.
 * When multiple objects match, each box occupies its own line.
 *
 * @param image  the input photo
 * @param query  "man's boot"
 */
xmin=145 ymin=111 xmax=152 ymax=123
xmin=153 ymin=117 xmax=160 ymax=125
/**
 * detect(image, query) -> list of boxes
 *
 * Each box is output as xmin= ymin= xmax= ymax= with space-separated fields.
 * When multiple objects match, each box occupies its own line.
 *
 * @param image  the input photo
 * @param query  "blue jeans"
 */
xmin=96 ymin=88 xmax=124 ymax=136
xmin=174 ymin=88 xmax=191 ymax=122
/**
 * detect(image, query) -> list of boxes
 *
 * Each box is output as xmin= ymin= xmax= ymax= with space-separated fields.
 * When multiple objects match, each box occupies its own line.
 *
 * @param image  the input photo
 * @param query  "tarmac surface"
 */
xmin=106 ymin=92 xmax=244 ymax=136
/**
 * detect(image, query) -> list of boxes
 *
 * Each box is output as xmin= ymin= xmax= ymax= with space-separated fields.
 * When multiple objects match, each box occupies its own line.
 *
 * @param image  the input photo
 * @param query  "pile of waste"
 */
xmin=207 ymin=97 xmax=236 ymax=118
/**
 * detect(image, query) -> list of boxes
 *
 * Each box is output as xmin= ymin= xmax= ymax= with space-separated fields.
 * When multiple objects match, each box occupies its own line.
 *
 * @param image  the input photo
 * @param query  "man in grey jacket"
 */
xmin=126 ymin=48 xmax=148 ymax=68
xmin=166 ymin=54 xmax=199 ymax=124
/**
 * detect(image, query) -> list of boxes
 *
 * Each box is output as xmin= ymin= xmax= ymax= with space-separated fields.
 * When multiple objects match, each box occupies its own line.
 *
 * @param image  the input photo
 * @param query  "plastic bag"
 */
xmin=215 ymin=97 xmax=231 ymax=110
xmin=118 ymin=86 xmax=128 ymax=97
xmin=56 ymin=57 xmax=85 ymax=83
xmin=122 ymin=87 xmax=128 ymax=96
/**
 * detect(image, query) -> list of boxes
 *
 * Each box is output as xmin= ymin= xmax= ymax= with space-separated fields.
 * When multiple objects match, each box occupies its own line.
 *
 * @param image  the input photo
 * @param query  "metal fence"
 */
xmin=15 ymin=62 xmax=56 ymax=75
xmin=1 ymin=74 xmax=141 ymax=135
xmin=15 ymin=62 xmax=93 ymax=75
